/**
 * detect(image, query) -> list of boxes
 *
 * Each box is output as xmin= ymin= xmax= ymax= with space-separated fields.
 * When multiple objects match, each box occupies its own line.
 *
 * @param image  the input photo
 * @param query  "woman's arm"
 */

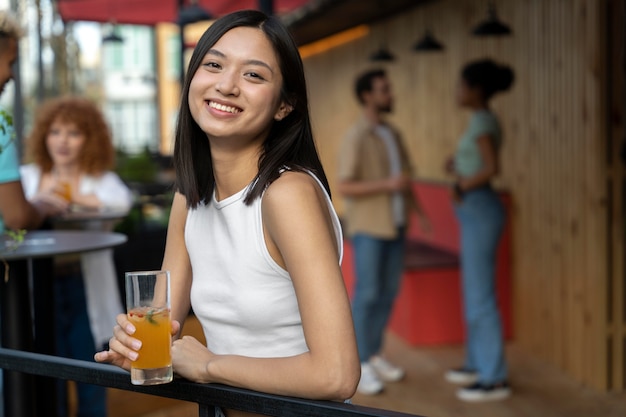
xmin=171 ymin=172 xmax=360 ymax=401
xmin=0 ymin=180 xmax=55 ymax=229
xmin=406 ymin=186 xmax=431 ymax=232
xmin=161 ymin=192 xmax=193 ymax=333
xmin=73 ymin=172 xmax=134 ymax=210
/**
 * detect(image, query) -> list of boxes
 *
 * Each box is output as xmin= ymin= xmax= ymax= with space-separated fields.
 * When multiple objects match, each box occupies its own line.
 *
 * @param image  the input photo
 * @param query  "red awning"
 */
xmin=57 ymin=0 xmax=310 ymax=26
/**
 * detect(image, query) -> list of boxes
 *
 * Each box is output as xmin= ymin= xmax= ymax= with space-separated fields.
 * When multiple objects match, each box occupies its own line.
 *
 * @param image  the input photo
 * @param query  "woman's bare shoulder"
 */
xmin=264 ymin=171 xmax=321 ymax=201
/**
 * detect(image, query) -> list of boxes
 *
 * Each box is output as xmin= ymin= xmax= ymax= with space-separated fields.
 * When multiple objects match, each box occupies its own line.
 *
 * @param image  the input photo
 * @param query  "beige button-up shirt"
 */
xmin=337 ymin=116 xmax=416 ymax=239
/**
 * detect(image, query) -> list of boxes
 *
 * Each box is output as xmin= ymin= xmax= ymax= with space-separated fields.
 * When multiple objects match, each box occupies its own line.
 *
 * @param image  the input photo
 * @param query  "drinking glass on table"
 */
xmin=125 ymin=270 xmax=173 ymax=385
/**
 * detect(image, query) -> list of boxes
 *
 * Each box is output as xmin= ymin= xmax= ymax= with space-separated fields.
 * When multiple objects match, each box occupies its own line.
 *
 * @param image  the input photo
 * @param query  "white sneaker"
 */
xmin=369 ymin=355 xmax=405 ymax=382
xmin=357 ymin=363 xmax=384 ymax=395
xmin=445 ymin=367 xmax=479 ymax=385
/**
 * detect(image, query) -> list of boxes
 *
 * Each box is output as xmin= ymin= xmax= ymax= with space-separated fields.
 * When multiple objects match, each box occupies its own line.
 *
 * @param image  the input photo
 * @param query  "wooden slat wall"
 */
xmin=608 ymin=0 xmax=625 ymax=392
xmin=303 ymin=0 xmax=619 ymax=390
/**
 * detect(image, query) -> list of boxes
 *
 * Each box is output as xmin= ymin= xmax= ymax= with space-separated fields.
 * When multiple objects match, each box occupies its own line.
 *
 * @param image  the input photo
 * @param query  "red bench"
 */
xmin=341 ymin=180 xmax=513 ymax=346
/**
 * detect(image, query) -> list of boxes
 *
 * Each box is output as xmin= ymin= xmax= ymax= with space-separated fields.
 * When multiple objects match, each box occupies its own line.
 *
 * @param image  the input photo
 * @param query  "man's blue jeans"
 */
xmin=454 ymin=187 xmax=507 ymax=384
xmin=351 ymin=228 xmax=406 ymax=363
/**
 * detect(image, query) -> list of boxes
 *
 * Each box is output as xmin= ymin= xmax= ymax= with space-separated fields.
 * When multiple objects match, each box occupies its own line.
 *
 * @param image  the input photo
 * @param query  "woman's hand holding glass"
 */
xmin=94 ymin=313 xmax=182 ymax=371
xmin=31 ymin=184 xmax=71 ymax=212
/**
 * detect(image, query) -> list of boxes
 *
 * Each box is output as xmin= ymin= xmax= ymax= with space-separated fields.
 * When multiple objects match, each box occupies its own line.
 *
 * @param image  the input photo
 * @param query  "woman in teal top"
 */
xmin=0 ymin=11 xmax=60 ymax=234
xmin=444 ymin=58 xmax=514 ymax=402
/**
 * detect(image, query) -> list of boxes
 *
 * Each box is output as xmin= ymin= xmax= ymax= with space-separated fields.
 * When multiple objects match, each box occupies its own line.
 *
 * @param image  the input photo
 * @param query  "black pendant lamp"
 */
xmin=413 ymin=29 xmax=444 ymax=52
xmin=370 ymin=45 xmax=395 ymax=62
xmin=102 ymin=24 xmax=124 ymax=43
xmin=369 ymin=0 xmax=396 ymax=62
xmin=472 ymin=1 xmax=511 ymax=36
xmin=178 ymin=0 xmax=213 ymax=26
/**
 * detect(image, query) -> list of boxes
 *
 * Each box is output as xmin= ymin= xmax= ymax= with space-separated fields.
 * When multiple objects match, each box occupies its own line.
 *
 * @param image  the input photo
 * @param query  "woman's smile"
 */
xmin=207 ymin=100 xmax=242 ymax=115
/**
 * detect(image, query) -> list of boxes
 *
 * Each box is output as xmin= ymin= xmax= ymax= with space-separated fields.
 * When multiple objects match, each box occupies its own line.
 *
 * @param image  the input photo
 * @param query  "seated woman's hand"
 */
xmin=30 ymin=196 xmax=67 ymax=218
xmin=31 ymin=191 xmax=71 ymax=213
xmin=94 ymin=314 xmax=181 ymax=371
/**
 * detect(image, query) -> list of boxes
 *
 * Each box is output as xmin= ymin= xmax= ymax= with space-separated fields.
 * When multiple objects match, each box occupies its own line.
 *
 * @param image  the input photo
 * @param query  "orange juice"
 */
xmin=128 ymin=306 xmax=172 ymax=369
xmin=57 ymin=182 xmax=72 ymax=201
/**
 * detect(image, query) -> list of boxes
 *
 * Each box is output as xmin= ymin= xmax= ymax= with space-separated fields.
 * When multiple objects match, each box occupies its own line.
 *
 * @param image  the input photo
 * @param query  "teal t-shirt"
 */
xmin=454 ymin=110 xmax=502 ymax=178
xmin=0 ymin=108 xmax=19 ymax=233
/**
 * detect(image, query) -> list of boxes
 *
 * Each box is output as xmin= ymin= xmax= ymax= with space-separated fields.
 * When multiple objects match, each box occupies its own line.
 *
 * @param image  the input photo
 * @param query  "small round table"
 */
xmin=1 ymin=229 xmax=127 ymax=260
xmin=51 ymin=207 xmax=130 ymax=228
xmin=0 ymin=230 xmax=127 ymax=417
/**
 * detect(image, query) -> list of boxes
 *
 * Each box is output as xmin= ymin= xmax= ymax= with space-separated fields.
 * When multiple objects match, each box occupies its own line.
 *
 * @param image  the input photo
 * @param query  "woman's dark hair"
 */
xmin=461 ymin=58 xmax=514 ymax=100
xmin=354 ymin=68 xmax=386 ymax=104
xmin=174 ymin=9 xmax=330 ymax=208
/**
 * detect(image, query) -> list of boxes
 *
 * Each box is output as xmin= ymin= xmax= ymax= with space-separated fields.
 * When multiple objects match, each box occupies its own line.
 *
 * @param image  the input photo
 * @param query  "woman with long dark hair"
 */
xmin=96 ymin=10 xmax=360 ymax=416
xmin=444 ymin=58 xmax=514 ymax=402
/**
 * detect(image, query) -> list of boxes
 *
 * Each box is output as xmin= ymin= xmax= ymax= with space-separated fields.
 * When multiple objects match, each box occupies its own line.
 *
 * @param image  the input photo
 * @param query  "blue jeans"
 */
xmin=54 ymin=266 xmax=107 ymax=417
xmin=454 ymin=187 xmax=507 ymax=384
xmin=351 ymin=228 xmax=406 ymax=363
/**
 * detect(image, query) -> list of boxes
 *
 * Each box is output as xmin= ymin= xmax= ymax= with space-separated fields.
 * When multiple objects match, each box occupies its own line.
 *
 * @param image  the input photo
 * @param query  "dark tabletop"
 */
xmin=0 ymin=230 xmax=128 ymax=261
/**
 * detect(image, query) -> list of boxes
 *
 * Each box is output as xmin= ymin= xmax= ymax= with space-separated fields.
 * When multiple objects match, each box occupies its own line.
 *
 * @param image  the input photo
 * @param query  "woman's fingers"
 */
xmin=93 ymin=334 xmax=133 ymax=370
xmin=95 ymin=315 xmax=181 ymax=372
xmin=110 ymin=325 xmax=141 ymax=360
xmin=171 ymin=319 xmax=181 ymax=337
xmin=117 ymin=313 xmax=136 ymax=336
xmin=94 ymin=347 xmax=131 ymax=370
xmin=171 ymin=336 xmax=213 ymax=383
xmin=94 ymin=314 xmax=142 ymax=371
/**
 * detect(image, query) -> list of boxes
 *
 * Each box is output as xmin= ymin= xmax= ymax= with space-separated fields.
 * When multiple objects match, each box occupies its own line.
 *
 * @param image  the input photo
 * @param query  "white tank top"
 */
xmin=186 ymin=171 xmax=343 ymax=358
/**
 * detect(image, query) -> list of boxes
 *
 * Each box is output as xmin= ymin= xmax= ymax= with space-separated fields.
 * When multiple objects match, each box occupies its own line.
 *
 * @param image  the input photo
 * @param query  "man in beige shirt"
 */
xmin=338 ymin=68 xmax=428 ymax=395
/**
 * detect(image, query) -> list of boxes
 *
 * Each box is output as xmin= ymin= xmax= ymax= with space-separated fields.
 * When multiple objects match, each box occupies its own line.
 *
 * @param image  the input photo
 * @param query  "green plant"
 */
xmin=115 ymin=148 xmax=159 ymax=184
xmin=1 ymin=229 xmax=27 ymax=283
xmin=0 ymin=109 xmax=15 ymax=155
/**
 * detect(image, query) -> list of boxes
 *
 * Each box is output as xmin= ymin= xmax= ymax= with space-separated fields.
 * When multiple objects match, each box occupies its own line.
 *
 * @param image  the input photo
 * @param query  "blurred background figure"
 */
xmin=20 ymin=96 xmax=133 ymax=417
xmin=338 ymin=68 xmax=429 ymax=396
xmin=0 ymin=10 xmax=64 ymax=417
xmin=0 ymin=10 xmax=61 ymax=234
xmin=444 ymin=58 xmax=514 ymax=402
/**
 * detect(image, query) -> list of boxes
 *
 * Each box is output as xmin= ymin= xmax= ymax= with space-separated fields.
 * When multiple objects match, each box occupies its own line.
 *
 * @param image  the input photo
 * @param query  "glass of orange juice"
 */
xmin=57 ymin=181 xmax=72 ymax=202
xmin=125 ymin=270 xmax=172 ymax=385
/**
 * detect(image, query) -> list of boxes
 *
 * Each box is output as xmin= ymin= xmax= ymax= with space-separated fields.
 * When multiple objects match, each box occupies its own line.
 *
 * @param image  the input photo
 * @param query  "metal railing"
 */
xmin=0 ymin=347 xmax=423 ymax=417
